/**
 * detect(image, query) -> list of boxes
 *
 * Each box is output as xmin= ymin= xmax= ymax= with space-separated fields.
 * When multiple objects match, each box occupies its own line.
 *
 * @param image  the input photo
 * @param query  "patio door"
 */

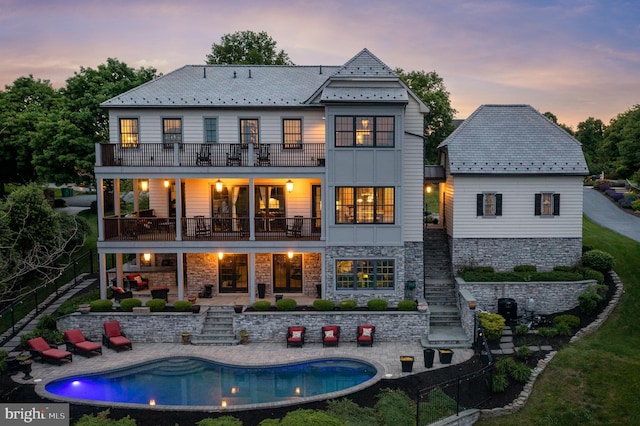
xmin=273 ymin=254 xmax=302 ymax=293
xmin=219 ymin=254 xmax=248 ymax=293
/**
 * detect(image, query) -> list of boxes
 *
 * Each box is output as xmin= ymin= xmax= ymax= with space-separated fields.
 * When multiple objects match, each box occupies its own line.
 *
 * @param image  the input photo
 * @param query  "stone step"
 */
xmin=422 ymin=326 xmax=472 ymax=348
xmin=190 ymin=337 xmax=240 ymax=346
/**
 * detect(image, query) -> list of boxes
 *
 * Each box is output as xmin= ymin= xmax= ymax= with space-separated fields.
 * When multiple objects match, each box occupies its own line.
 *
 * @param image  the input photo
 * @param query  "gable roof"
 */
xmin=439 ymin=104 xmax=588 ymax=175
xmin=331 ymin=48 xmax=398 ymax=79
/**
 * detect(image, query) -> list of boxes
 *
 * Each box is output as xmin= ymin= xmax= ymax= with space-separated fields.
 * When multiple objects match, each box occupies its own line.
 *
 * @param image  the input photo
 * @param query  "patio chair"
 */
xmin=63 ymin=329 xmax=102 ymax=357
xmin=27 ymin=337 xmax=73 ymax=365
xmin=286 ymin=326 xmax=306 ymax=348
xmin=125 ymin=273 xmax=149 ymax=290
xmin=151 ymin=286 xmax=170 ymax=301
xmin=356 ymin=325 xmax=375 ymax=347
xmin=195 ymin=215 xmax=211 ymax=237
xmin=196 ymin=143 xmax=212 ymax=166
xmin=322 ymin=325 xmax=340 ymax=347
xmin=102 ymin=321 xmax=133 ymax=351
xmin=226 ymin=144 xmax=241 ymax=166
xmin=111 ymin=286 xmax=133 ymax=301
xmin=256 ymin=144 xmax=270 ymax=166
xmin=286 ymin=216 xmax=303 ymax=238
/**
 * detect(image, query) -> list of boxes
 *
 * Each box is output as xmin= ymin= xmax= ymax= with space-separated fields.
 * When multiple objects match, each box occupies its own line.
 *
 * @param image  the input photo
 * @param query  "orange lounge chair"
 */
xmin=286 ymin=326 xmax=306 ymax=348
xmin=322 ymin=325 xmax=340 ymax=347
xmin=63 ymin=329 xmax=102 ymax=357
xmin=27 ymin=337 xmax=73 ymax=365
xmin=102 ymin=321 xmax=132 ymax=351
xmin=357 ymin=325 xmax=375 ymax=347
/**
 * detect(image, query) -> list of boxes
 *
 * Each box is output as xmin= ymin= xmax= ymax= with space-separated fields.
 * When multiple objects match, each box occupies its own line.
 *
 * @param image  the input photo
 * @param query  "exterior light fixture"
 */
xmin=295 ymin=387 xmax=301 ymax=395
xmin=164 ymin=179 xmax=170 ymax=188
xmin=218 ymin=252 xmax=224 ymax=260
xmin=426 ymin=185 xmax=432 ymax=194
xmin=288 ymin=251 xmax=294 ymax=259
xmin=286 ymin=179 xmax=293 ymax=193
xmin=231 ymin=386 xmax=238 ymax=394
xmin=143 ymin=253 xmax=151 ymax=262
xmin=140 ymin=180 xmax=149 ymax=192
xmin=221 ymin=400 xmax=227 ymax=408
xmin=216 ymin=179 xmax=223 ymax=192
xmin=149 ymin=399 xmax=156 ymax=406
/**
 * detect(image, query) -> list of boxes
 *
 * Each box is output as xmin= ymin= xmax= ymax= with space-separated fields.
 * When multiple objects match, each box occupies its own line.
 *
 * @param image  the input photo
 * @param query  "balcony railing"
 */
xmin=103 ymin=216 xmax=321 ymax=242
xmin=99 ymin=143 xmax=325 ymax=167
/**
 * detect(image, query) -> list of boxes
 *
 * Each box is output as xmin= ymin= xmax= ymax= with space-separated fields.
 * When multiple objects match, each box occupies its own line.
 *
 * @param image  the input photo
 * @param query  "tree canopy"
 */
xmin=206 ymin=30 xmax=293 ymax=65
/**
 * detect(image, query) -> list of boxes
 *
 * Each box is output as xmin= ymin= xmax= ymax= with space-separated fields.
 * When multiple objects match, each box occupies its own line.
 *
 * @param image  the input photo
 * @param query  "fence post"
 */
xmin=456 ymin=376 xmax=461 ymax=416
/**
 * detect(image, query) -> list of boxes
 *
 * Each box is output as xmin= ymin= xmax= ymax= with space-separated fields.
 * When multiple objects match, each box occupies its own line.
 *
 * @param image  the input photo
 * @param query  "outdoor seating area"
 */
xmin=102 ymin=321 xmax=133 ymax=351
xmin=124 ymin=273 xmax=149 ymax=291
xmin=27 ymin=337 xmax=73 ymax=365
xmin=286 ymin=326 xmax=306 ymax=348
xmin=357 ymin=325 xmax=375 ymax=347
xmin=63 ymin=329 xmax=102 ymax=357
xmin=322 ymin=325 xmax=340 ymax=347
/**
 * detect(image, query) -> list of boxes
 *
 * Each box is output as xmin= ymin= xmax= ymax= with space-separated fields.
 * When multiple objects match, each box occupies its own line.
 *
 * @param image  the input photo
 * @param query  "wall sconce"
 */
xmin=221 ymin=400 xmax=227 ymax=408
xmin=295 ymin=387 xmax=301 ymax=395
xmin=216 ymin=179 xmax=223 ymax=192
xmin=287 ymin=251 xmax=294 ymax=259
xmin=286 ymin=179 xmax=293 ymax=193
xmin=426 ymin=185 xmax=432 ymax=194
xmin=164 ymin=179 xmax=170 ymax=188
xmin=143 ymin=253 xmax=151 ymax=262
xmin=231 ymin=386 xmax=238 ymax=394
xmin=140 ymin=180 xmax=149 ymax=192
xmin=218 ymin=252 xmax=224 ymax=260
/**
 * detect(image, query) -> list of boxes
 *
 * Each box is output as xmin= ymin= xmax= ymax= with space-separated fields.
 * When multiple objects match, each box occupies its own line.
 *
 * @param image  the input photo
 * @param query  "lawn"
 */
xmin=476 ymin=216 xmax=640 ymax=425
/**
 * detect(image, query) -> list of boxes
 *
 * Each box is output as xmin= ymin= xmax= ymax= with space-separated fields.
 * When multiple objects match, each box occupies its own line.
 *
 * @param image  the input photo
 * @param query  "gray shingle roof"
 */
xmin=332 ymin=48 xmax=398 ymax=79
xmin=439 ymin=105 xmax=588 ymax=175
xmin=320 ymin=87 xmax=408 ymax=103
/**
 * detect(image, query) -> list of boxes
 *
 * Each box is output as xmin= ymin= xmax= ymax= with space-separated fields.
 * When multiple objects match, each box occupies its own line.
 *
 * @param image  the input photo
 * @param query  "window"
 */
xmin=204 ymin=118 xmax=218 ymax=143
xmin=336 ymin=187 xmax=394 ymax=224
xmin=163 ymin=118 xmax=182 ymax=148
xmin=283 ymin=118 xmax=302 ymax=148
xmin=535 ymin=193 xmax=560 ymax=216
xmin=119 ymin=118 xmax=138 ymax=148
xmin=476 ymin=193 xmax=502 ymax=217
xmin=336 ymin=260 xmax=394 ymax=290
xmin=240 ymin=118 xmax=259 ymax=147
xmin=335 ymin=116 xmax=395 ymax=147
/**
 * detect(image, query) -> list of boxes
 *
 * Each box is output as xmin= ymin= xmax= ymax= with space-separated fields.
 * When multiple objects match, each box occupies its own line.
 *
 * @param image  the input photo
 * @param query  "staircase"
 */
xmin=190 ymin=307 xmax=239 ymax=345
xmin=423 ymin=228 xmax=471 ymax=348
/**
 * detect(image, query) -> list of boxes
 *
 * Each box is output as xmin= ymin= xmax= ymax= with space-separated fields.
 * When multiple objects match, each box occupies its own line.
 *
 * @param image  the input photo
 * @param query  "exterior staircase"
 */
xmin=423 ymin=228 xmax=471 ymax=348
xmin=190 ymin=307 xmax=239 ymax=345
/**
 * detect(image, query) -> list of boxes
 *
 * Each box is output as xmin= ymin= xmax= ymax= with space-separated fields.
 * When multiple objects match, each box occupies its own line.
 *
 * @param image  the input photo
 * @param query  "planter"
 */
xmin=20 ymin=360 xmax=33 ymax=380
xmin=400 ymin=356 xmax=414 ymax=373
xmin=438 ymin=349 xmax=454 ymax=364
xmin=78 ymin=304 xmax=91 ymax=314
xmin=257 ymin=283 xmax=266 ymax=299
xmin=239 ymin=332 xmax=249 ymax=345
xmin=181 ymin=332 xmax=191 ymax=345
xmin=423 ymin=348 xmax=435 ymax=368
xmin=234 ymin=305 xmax=243 ymax=314
xmin=191 ymin=304 xmax=201 ymax=313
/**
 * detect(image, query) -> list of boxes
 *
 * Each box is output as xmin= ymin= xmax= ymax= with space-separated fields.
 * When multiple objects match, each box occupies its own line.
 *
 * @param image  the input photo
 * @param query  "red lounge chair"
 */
xmin=111 ymin=286 xmax=133 ymax=302
xmin=102 ymin=321 xmax=132 ymax=351
xmin=125 ymin=273 xmax=149 ymax=291
xmin=63 ymin=329 xmax=102 ymax=357
xmin=27 ymin=337 xmax=73 ymax=365
xmin=322 ymin=325 xmax=340 ymax=347
xmin=357 ymin=325 xmax=375 ymax=347
xmin=286 ymin=326 xmax=306 ymax=348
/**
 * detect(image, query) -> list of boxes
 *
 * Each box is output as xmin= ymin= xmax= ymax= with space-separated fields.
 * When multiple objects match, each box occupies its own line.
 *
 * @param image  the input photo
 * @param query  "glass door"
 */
xmin=273 ymin=254 xmax=302 ymax=293
xmin=219 ymin=254 xmax=248 ymax=293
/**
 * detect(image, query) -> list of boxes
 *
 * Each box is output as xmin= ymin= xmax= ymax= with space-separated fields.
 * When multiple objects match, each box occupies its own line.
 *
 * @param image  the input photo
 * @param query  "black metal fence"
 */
xmin=0 ymin=249 xmax=100 ymax=345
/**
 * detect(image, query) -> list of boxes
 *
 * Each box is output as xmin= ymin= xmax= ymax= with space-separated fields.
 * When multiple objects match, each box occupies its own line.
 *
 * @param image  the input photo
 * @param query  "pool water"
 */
xmin=44 ymin=357 xmax=377 ymax=407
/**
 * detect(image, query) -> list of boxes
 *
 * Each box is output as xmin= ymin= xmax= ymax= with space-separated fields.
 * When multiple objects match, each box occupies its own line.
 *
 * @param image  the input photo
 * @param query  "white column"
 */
xmin=249 ymin=251 xmax=255 ymax=304
xmin=99 ymin=252 xmax=107 ymax=299
xmin=177 ymin=251 xmax=184 ymax=300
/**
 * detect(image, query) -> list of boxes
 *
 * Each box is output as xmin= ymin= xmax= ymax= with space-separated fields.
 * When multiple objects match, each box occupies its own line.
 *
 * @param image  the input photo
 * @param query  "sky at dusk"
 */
xmin=1 ymin=0 xmax=638 ymax=127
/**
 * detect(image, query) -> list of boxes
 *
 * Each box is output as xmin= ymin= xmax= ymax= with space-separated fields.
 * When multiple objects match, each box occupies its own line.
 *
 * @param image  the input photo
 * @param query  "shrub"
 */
xmin=173 ymin=300 xmax=192 ymax=312
xmin=313 ymin=299 xmax=335 ymax=311
xmin=582 ymin=268 xmax=604 ymax=285
xmin=90 ymin=299 xmax=113 ymax=312
xmin=397 ymin=300 xmax=417 ymax=311
xmin=57 ymin=289 xmax=101 ymax=315
xmin=37 ymin=314 xmax=58 ymax=330
xmin=516 ymin=345 xmax=532 ymax=361
xmin=75 ymin=410 xmax=137 ymax=426
xmin=578 ymin=289 xmax=603 ymax=315
xmin=530 ymin=271 xmax=584 ymax=281
xmin=119 ymin=298 xmax=142 ymax=312
xmin=511 ymin=363 xmax=532 ymax=383
xmin=537 ymin=327 xmax=558 ymax=338
xmin=374 ymin=389 xmax=416 ymax=426
xmin=146 ymin=299 xmax=166 ymax=312
xmin=581 ymin=249 xmax=615 ymax=272
xmin=553 ymin=314 xmax=580 ymax=329
xmin=20 ymin=329 xmax=64 ymax=348
xmin=253 ymin=301 xmax=272 ymax=311
xmin=632 ymin=199 xmax=640 ymax=211
xmin=553 ymin=265 xmax=575 ymax=272
xmin=196 ymin=416 xmax=243 ymax=426
xmin=326 ymin=398 xmax=377 ymax=426
xmin=276 ymin=298 xmax=297 ymax=311
xmin=492 ymin=373 xmax=509 ymax=393
xmin=338 ymin=300 xmax=358 ymax=310
xmin=459 ymin=265 xmax=495 ymax=274
xmin=478 ymin=312 xmax=505 ymax=341
xmin=258 ymin=419 xmax=281 ymax=426
xmin=514 ymin=264 xmax=537 ymax=272
xmin=367 ymin=298 xmax=388 ymax=311
xmin=279 ymin=409 xmax=343 ymax=426
xmin=494 ymin=357 xmax=517 ymax=375
xmin=515 ymin=324 xmax=530 ymax=336
xmin=555 ymin=322 xmax=572 ymax=336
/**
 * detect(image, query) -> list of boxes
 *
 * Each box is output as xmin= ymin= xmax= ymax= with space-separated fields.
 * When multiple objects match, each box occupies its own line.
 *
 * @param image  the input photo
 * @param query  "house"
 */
xmin=436 ymin=104 xmax=589 ymax=272
xmin=95 ymin=49 xmax=429 ymax=306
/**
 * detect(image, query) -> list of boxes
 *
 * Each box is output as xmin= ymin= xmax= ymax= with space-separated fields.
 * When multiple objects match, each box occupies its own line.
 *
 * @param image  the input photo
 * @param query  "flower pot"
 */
xmin=191 ymin=304 xmax=201 ymax=313
xmin=423 ymin=348 xmax=435 ymax=368
xmin=257 ymin=283 xmax=266 ymax=299
xmin=400 ymin=356 xmax=414 ymax=373
xmin=234 ymin=305 xmax=243 ymax=314
xmin=438 ymin=349 xmax=453 ymax=364
xmin=240 ymin=334 xmax=249 ymax=345
xmin=20 ymin=360 xmax=33 ymax=380
xmin=181 ymin=332 xmax=191 ymax=345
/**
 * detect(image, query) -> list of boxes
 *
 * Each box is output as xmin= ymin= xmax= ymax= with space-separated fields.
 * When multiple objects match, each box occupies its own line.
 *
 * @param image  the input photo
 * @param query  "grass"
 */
xmin=477 ymin=216 xmax=640 ymax=425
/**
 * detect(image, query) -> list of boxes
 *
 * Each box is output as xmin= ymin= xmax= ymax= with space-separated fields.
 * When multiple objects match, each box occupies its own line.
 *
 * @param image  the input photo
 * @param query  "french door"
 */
xmin=219 ymin=254 xmax=248 ymax=293
xmin=273 ymin=254 xmax=302 ymax=293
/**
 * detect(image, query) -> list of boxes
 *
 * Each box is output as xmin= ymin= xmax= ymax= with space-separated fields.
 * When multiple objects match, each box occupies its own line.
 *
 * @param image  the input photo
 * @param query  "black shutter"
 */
xmin=477 ymin=194 xmax=484 ymax=216
xmin=553 ymin=193 xmax=560 ymax=216
xmin=495 ymin=194 xmax=503 ymax=216
xmin=534 ymin=193 xmax=542 ymax=216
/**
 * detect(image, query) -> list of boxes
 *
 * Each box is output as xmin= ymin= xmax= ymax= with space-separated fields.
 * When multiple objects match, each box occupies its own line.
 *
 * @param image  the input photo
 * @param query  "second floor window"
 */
xmin=335 ymin=116 xmax=395 ymax=147
xmin=204 ymin=118 xmax=218 ymax=143
xmin=163 ymin=118 xmax=182 ymax=147
xmin=119 ymin=118 xmax=138 ymax=148
xmin=336 ymin=187 xmax=394 ymax=224
xmin=240 ymin=118 xmax=259 ymax=147
xmin=283 ymin=118 xmax=302 ymax=148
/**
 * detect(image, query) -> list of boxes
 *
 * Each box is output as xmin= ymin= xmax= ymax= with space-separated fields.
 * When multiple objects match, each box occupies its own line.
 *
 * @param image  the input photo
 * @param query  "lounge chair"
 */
xmin=63 ymin=329 xmax=102 ymax=357
xmin=102 ymin=321 xmax=133 ymax=351
xmin=111 ymin=286 xmax=133 ymax=301
xmin=226 ymin=144 xmax=241 ymax=166
xmin=196 ymin=143 xmax=212 ymax=166
xmin=27 ymin=337 xmax=73 ymax=365
xmin=286 ymin=326 xmax=306 ymax=348
xmin=322 ymin=325 xmax=340 ymax=347
xmin=357 ymin=325 xmax=375 ymax=347
xmin=286 ymin=216 xmax=303 ymax=238
xmin=124 ymin=273 xmax=149 ymax=290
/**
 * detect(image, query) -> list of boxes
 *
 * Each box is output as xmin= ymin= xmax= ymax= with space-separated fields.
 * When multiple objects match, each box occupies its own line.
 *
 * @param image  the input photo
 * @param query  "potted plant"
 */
xmin=234 ymin=304 xmax=243 ymax=314
xmin=181 ymin=332 xmax=191 ymax=345
xmin=400 ymin=356 xmax=414 ymax=373
xmin=438 ymin=348 xmax=454 ymax=364
xmin=77 ymin=304 xmax=91 ymax=314
xmin=239 ymin=329 xmax=249 ymax=345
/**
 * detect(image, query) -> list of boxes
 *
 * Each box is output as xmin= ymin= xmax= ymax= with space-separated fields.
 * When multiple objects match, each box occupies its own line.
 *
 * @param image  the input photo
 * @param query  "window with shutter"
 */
xmin=477 ymin=193 xmax=502 ymax=217
xmin=535 ymin=193 xmax=560 ymax=216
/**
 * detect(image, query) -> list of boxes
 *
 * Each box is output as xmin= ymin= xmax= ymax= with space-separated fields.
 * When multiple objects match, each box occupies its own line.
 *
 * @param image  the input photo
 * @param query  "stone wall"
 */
xmin=186 ymin=253 xmax=218 ymax=295
xmin=450 ymin=237 xmax=582 ymax=272
xmin=404 ymin=241 xmax=425 ymax=296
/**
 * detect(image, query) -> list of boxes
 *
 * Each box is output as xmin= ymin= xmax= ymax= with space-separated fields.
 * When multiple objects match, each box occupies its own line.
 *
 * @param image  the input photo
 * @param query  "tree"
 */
xmin=395 ymin=69 xmax=457 ymax=164
xmin=0 ymin=184 xmax=88 ymax=298
xmin=600 ymin=105 xmax=640 ymax=179
xmin=543 ymin=111 xmax=574 ymax=135
xmin=206 ymin=31 xmax=293 ymax=65
xmin=574 ymin=117 xmax=605 ymax=173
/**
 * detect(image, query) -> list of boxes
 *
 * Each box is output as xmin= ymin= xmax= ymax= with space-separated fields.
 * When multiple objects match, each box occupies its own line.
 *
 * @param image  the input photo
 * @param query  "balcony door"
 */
xmin=219 ymin=254 xmax=248 ymax=293
xmin=273 ymin=254 xmax=302 ymax=293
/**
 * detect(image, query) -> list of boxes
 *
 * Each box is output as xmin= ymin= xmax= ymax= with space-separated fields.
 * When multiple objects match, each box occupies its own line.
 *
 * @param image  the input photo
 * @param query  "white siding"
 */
xmin=451 ymin=175 xmax=583 ymax=238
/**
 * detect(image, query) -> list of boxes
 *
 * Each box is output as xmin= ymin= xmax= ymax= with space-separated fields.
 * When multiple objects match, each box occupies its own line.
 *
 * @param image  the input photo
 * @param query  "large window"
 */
xmin=336 ymin=260 xmax=394 ymax=290
xmin=240 ymin=118 xmax=259 ymax=147
xmin=119 ymin=118 xmax=139 ymax=148
xmin=204 ymin=118 xmax=218 ymax=143
xmin=476 ymin=193 xmax=502 ymax=217
xmin=283 ymin=118 xmax=302 ymax=148
xmin=336 ymin=187 xmax=394 ymax=224
xmin=163 ymin=118 xmax=182 ymax=148
xmin=335 ymin=116 xmax=394 ymax=147
xmin=535 ymin=193 xmax=560 ymax=216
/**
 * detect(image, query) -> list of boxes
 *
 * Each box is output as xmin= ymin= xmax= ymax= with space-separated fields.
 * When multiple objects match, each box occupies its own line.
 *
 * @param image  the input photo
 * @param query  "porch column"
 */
xmin=249 ymin=251 xmax=255 ymax=304
xmin=115 ymin=253 xmax=123 ymax=291
xmin=97 ymin=177 xmax=104 ymax=242
xmin=99 ymin=251 xmax=107 ymax=299
xmin=248 ymin=177 xmax=255 ymax=240
xmin=133 ymin=178 xmax=140 ymax=212
xmin=175 ymin=178 xmax=182 ymax=241
xmin=321 ymin=249 xmax=326 ymax=299
xmin=177 ymin=251 xmax=184 ymax=300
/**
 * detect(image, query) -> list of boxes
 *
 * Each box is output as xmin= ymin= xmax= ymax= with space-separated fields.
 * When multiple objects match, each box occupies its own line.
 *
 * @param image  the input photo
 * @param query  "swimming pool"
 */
xmin=43 ymin=357 xmax=378 ymax=410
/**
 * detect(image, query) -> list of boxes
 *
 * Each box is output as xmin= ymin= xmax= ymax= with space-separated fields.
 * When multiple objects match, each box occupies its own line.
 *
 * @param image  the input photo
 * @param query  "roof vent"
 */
xmin=203 ymin=68 xmax=206 ymax=78
xmin=319 ymin=65 xmax=323 ymax=74
xmin=248 ymin=69 xmax=252 ymax=78
xmin=233 ymin=71 xmax=236 ymax=78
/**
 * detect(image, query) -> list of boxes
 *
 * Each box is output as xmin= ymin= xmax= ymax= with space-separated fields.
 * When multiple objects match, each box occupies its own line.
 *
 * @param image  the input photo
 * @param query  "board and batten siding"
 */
xmin=451 ymin=175 xmax=583 ymax=238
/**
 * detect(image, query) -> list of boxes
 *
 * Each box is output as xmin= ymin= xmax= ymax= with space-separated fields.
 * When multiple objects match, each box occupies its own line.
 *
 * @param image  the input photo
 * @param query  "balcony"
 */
xmin=98 ymin=143 xmax=326 ymax=168
xmin=103 ymin=216 xmax=321 ymax=242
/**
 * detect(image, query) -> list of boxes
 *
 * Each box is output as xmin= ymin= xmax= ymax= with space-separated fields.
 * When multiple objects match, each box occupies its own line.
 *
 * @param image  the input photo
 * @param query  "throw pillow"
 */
xmin=112 ymin=286 xmax=124 ymax=294
xmin=362 ymin=327 xmax=372 ymax=337
xmin=134 ymin=276 xmax=143 ymax=283
xmin=324 ymin=330 xmax=334 ymax=338
xmin=292 ymin=330 xmax=302 ymax=339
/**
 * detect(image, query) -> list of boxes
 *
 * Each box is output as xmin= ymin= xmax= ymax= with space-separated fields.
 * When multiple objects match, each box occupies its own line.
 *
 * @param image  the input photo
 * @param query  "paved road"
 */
xmin=583 ymin=187 xmax=640 ymax=243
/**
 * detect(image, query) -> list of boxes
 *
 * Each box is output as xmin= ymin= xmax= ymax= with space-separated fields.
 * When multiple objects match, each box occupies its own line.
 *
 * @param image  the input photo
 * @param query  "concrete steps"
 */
xmin=191 ymin=307 xmax=239 ymax=345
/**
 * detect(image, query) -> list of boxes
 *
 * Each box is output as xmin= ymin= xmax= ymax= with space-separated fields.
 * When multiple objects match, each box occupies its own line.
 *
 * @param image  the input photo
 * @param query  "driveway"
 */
xmin=583 ymin=187 xmax=640 ymax=243
xmin=54 ymin=194 xmax=96 ymax=215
